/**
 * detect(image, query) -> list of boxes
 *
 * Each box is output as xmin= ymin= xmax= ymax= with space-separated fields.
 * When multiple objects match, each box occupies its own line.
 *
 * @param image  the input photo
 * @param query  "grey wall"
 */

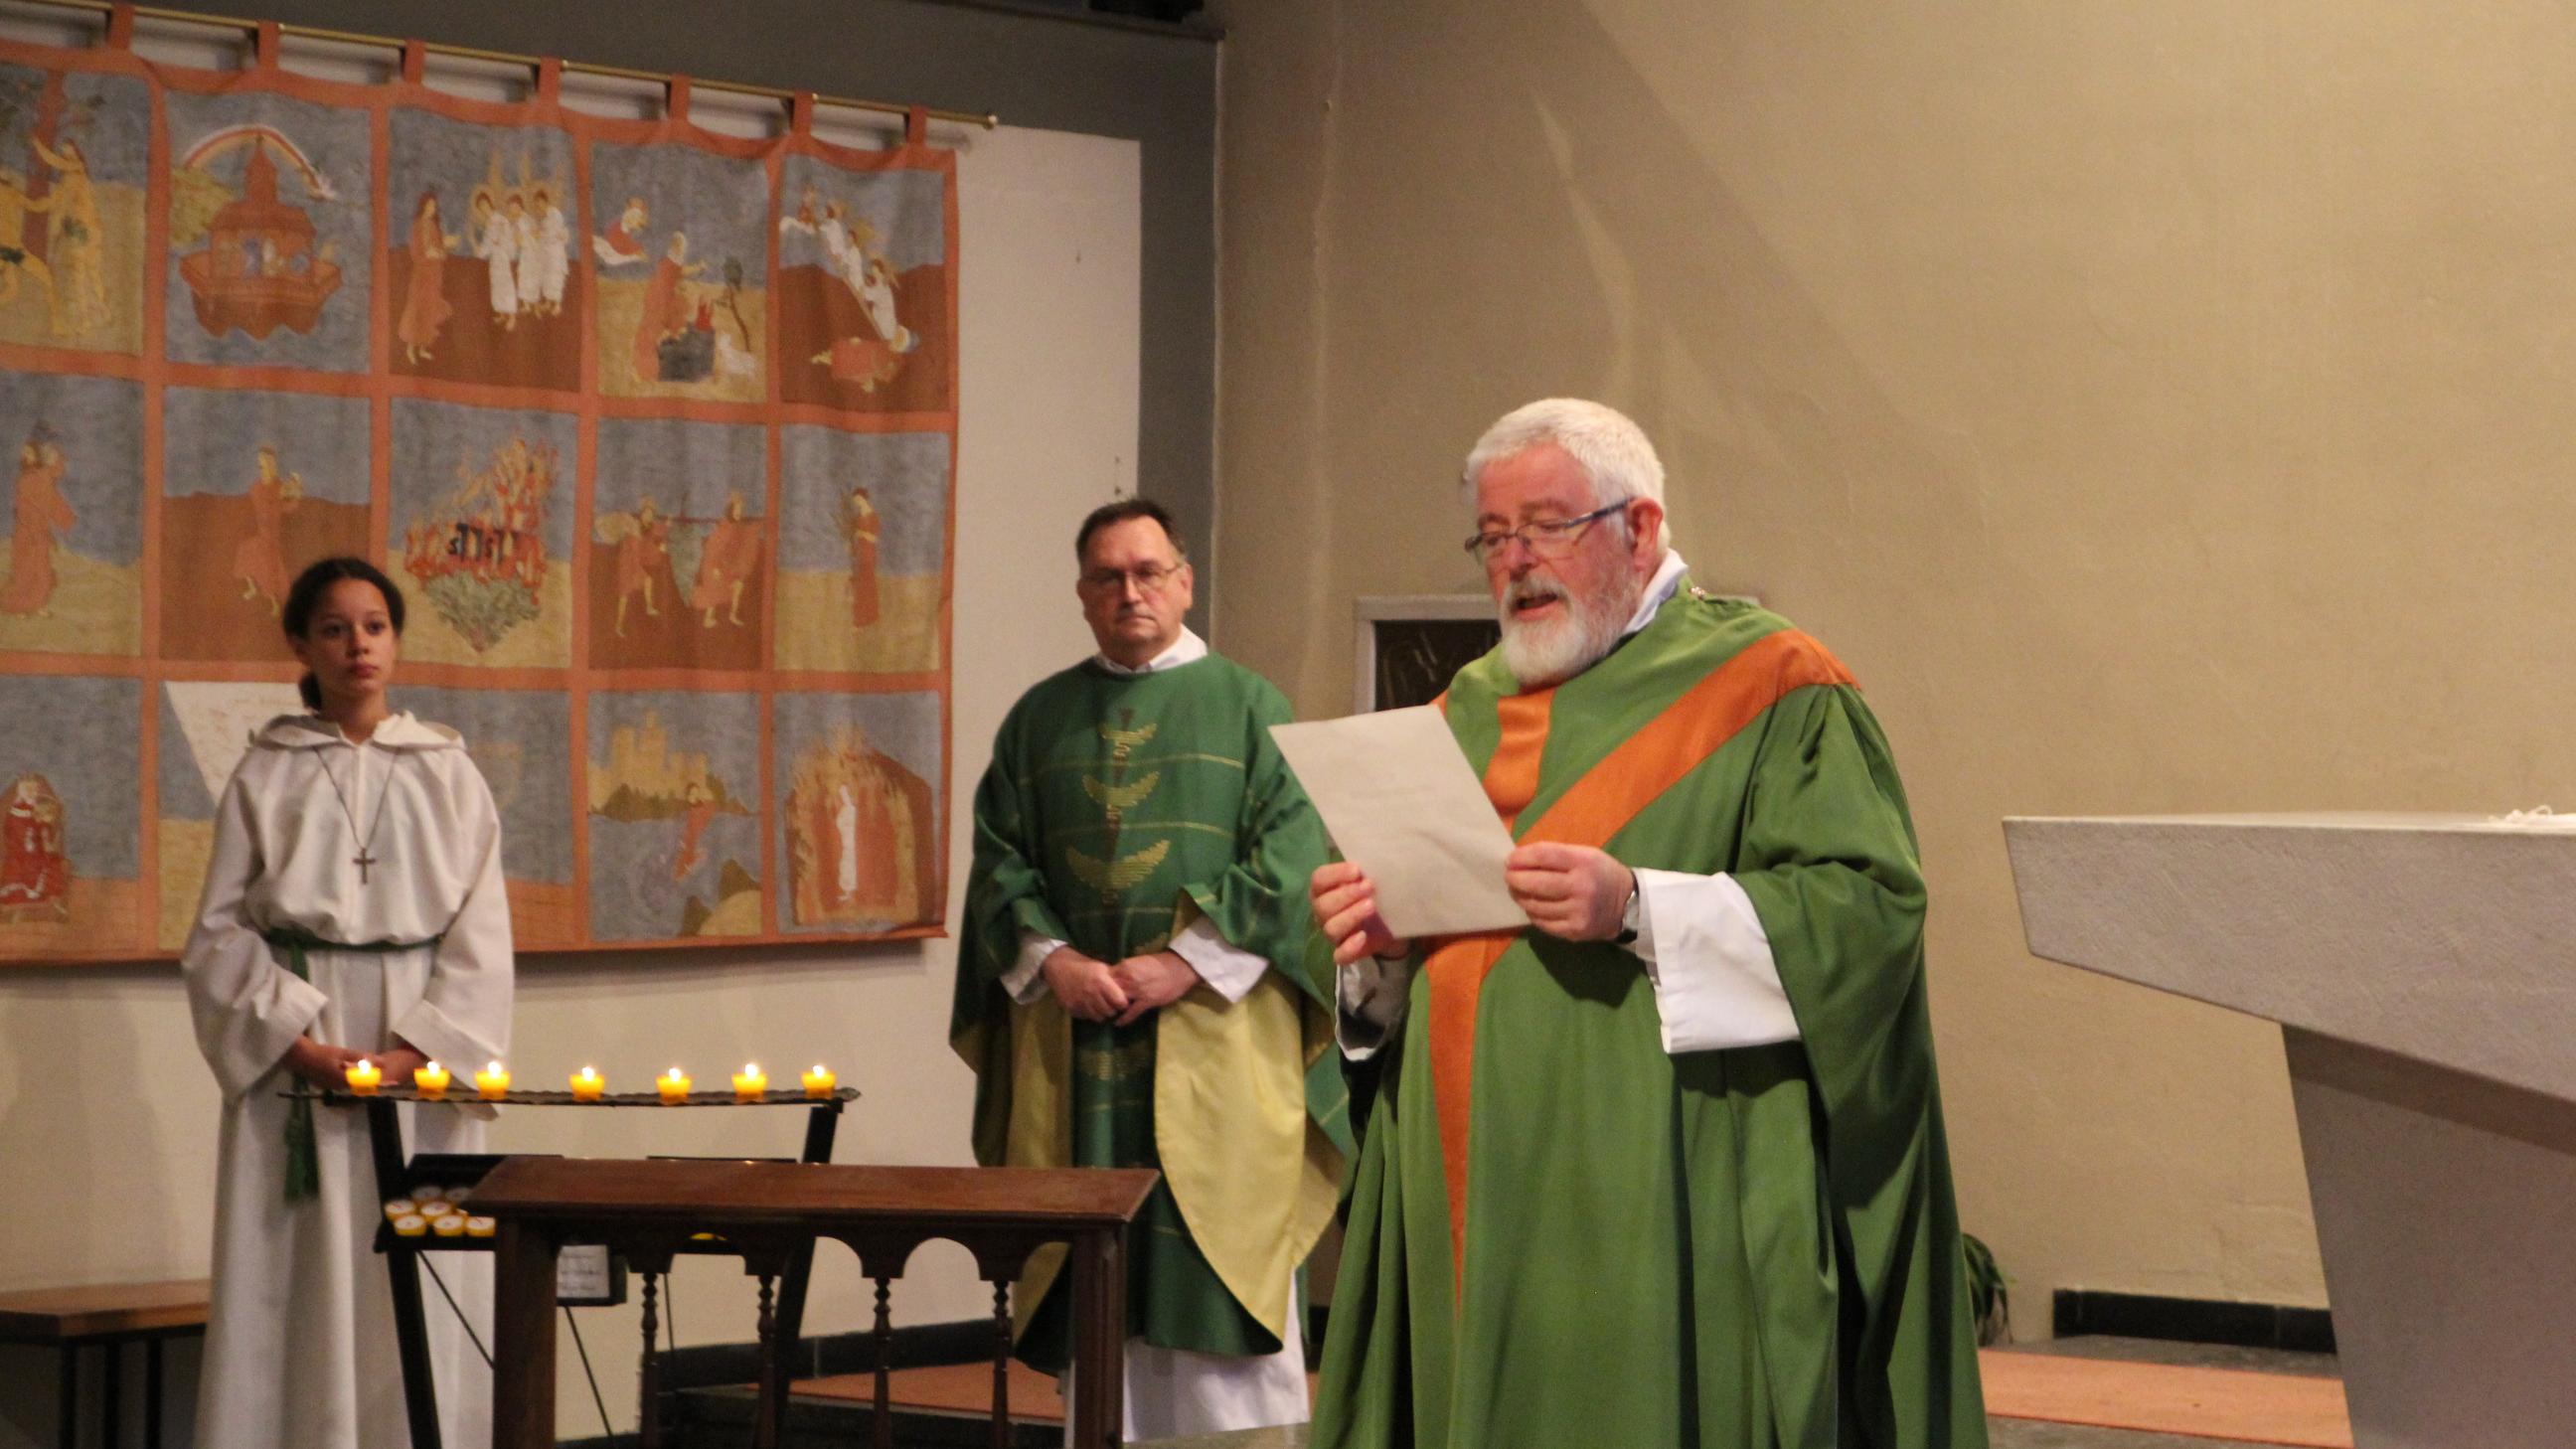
xmin=189 ymin=0 xmax=1219 ymax=624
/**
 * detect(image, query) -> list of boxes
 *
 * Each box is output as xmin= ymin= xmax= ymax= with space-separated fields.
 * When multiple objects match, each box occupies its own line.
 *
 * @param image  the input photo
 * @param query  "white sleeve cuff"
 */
xmin=1168 ymin=914 xmax=1268 ymax=1003
xmin=1631 ymin=869 xmax=1801 ymax=1053
xmin=1005 ymin=930 xmax=1062 ymax=1006
xmin=208 ymin=969 xmax=329 ymax=1103
xmin=1337 ymin=951 xmax=1414 ymax=1060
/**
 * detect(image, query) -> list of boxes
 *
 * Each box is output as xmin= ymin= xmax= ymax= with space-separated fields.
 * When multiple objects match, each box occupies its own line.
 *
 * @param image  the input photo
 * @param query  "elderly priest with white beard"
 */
xmin=1309 ymin=399 xmax=1989 ymax=1449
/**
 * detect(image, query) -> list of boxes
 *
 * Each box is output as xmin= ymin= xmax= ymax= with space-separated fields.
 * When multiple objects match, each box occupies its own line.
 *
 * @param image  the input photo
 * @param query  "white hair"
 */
xmin=1462 ymin=398 xmax=1671 ymax=550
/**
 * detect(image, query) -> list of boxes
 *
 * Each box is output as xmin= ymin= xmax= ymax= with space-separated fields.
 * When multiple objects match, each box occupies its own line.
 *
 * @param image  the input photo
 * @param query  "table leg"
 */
xmin=798 ymin=1100 xmax=841 ymax=1166
xmin=55 ymin=1344 xmax=76 ymax=1449
xmin=145 ymin=1338 xmax=164 ymax=1449
xmin=101 ymin=1341 xmax=120 ymax=1449
xmin=753 ymin=1273 xmax=780 ymax=1449
xmin=1103 ymin=1230 xmax=1128 ymax=1449
xmin=490 ymin=1222 xmax=561 ymax=1449
xmin=637 ymin=1272 xmax=663 ymax=1449
xmin=1068 ymin=1228 xmax=1125 ymax=1449
xmin=766 ymin=1238 xmax=816 ymax=1433
xmin=872 ymin=1277 xmax=893 ymax=1449
xmin=989 ymin=1279 xmax=1012 ymax=1449
xmin=386 ymin=1249 xmax=443 ymax=1449
xmin=367 ymin=1097 xmax=444 ymax=1449
xmin=758 ymin=1098 xmax=841 ymax=1436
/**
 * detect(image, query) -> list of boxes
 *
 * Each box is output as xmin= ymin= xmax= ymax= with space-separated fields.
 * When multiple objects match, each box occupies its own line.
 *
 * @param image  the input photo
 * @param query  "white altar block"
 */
xmin=2005 ymin=812 xmax=2576 ymax=1449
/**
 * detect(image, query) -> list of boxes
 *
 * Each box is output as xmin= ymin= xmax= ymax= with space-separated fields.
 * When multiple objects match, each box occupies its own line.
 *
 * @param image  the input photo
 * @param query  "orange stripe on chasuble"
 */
xmin=1424 ymin=630 xmax=1855 ymax=1293
xmin=1426 ymin=689 xmax=1550 ymax=1285
xmin=1519 ymin=629 xmax=1855 ymax=851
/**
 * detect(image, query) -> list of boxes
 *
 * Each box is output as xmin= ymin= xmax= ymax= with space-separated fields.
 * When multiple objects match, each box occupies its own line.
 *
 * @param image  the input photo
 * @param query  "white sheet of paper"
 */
xmin=1271 ymin=706 xmax=1527 ymax=939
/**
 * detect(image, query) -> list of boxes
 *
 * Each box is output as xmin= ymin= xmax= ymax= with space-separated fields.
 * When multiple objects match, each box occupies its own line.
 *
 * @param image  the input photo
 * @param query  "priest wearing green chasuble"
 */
xmin=950 ymin=499 xmax=1348 ymax=1441
xmin=1312 ymin=401 xmax=1987 ymax=1449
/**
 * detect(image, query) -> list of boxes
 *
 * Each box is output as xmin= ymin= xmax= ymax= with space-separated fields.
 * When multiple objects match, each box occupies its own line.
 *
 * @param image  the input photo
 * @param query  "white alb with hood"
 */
xmin=184 ymin=710 xmax=513 ymax=1449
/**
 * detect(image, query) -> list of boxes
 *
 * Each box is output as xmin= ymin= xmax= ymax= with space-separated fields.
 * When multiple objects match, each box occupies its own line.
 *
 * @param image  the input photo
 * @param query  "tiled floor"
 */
xmin=1985 ymin=1336 xmax=2342 ymax=1449
xmin=1131 ymin=1337 xmax=2345 ymax=1449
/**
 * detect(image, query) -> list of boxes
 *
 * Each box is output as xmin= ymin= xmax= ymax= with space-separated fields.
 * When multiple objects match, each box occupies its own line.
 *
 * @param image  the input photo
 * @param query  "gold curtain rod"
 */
xmin=10 ymin=0 xmax=1001 ymax=128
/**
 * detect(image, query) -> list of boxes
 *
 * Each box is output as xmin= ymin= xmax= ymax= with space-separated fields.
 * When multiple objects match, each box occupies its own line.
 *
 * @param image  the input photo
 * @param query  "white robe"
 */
xmin=185 ymin=711 xmax=514 ymax=1449
xmin=478 ymin=216 xmax=520 ymax=318
xmin=856 ymin=264 xmax=906 ymax=349
xmin=524 ymin=206 xmax=569 ymax=310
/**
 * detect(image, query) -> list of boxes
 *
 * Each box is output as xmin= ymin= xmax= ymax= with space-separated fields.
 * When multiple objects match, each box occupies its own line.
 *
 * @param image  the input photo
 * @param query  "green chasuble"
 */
xmin=1314 ymin=586 xmax=1987 ymax=1449
xmin=950 ymin=652 xmax=1351 ymax=1368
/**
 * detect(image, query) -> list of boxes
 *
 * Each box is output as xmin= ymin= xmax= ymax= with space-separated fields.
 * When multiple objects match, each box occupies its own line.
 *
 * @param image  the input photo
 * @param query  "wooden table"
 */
xmin=471 ymin=1157 xmax=1158 ymax=1449
xmin=0 ymin=1279 xmax=209 ymax=1449
xmin=302 ymin=1083 xmax=854 ymax=1448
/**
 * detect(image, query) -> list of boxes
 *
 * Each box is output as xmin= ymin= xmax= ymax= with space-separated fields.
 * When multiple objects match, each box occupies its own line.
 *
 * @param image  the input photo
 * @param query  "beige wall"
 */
xmin=0 ymin=42 xmax=1141 ymax=1434
xmin=1210 ymin=0 xmax=2576 ymax=1323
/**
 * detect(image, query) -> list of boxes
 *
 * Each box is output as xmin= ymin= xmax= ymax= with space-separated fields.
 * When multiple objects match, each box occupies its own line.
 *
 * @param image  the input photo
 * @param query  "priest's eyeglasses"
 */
xmin=1079 ymin=562 xmax=1186 ymax=593
xmin=1463 ymin=501 xmax=1627 ymax=565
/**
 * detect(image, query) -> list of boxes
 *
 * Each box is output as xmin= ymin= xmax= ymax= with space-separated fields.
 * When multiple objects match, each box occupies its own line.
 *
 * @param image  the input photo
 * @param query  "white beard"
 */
xmin=1499 ymin=575 xmax=1637 ymax=689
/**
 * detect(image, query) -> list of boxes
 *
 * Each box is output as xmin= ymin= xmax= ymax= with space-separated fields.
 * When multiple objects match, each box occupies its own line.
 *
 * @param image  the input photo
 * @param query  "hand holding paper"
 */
xmin=1271 ymin=706 xmax=1528 ymax=940
xmin=1312 ymin=860 xmax=1400 ymax=963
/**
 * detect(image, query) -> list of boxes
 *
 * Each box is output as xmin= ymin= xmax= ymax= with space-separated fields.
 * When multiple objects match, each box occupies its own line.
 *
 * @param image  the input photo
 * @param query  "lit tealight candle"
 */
xmin=413 ymin=1061 xmax=451 ymax=1099
xmin=657 ymin=1067 xmax=693 ymax=1104
xmin=800 ymin=1064 xmax=837 ymax=1100
xmin=393 ymin=1213 xmax=427 ymax=1237
xmin=465 ymin=1215 xmax=496 ymax=1238
xmin=731 ymin=1062 xmax=768 ymax=1101
xmin=569 ymin=1065 xmax=605 ymax=1102
xmin=473 ymin=1061 xmax=510 ymax=1100
xmin=432 ymin=1214 xmax=467 ymax=1238
xmin=345 ymin=1059 xmax=383 ymax=1096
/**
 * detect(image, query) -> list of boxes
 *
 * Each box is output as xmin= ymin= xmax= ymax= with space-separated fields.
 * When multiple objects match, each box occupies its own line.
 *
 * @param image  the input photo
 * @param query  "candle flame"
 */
xmin=743 ymin=1062 xmax=759 ymax=1075
xmin=486 ymin=1060 xmax=503 ymax=1073
xmin=812 ymin=1064 xmax=826 ymax=1075
xmin=578 ymin=1066 xmax=597 ymax=1079
xmin=666 ymin=1067 xmax=683 ymax=1080
xmin=424 ymin=1060 xmax=441 ymax=1072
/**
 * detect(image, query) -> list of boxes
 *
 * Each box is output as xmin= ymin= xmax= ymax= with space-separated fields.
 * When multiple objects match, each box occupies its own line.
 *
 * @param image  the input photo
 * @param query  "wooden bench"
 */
xmin=0 ymin=1280 xmax=209 ymax=1449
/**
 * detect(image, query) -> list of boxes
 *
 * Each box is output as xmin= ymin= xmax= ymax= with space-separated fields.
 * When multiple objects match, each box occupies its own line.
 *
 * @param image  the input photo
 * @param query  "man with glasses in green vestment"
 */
xmin=951 ymin=498 xmax=1348 ymax=1441
xmin=1310 ymin=400 xmax=1987 ymax=1449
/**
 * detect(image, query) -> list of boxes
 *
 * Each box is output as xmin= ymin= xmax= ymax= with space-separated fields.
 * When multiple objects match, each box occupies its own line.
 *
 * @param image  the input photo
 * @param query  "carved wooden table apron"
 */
xmin=471 ymin=1157 xmax=1159 ymax=1449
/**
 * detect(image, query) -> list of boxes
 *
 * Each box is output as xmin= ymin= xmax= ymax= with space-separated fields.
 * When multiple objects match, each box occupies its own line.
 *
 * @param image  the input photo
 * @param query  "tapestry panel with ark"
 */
xmin=0 ymin=10 xmax=957 ymax=962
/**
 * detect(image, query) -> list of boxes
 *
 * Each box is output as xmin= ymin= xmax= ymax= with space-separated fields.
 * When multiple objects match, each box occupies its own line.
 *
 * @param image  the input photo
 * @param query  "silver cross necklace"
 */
xmin=319 ymin=747 xmax=403 ymax=885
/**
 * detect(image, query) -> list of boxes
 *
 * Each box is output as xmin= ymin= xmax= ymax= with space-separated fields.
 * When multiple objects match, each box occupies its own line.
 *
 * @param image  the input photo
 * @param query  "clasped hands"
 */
xmin=1043 ymin=946 xmax=1203 ymax=1026
xmin=1310 ymin=842 xmax=1637 ymax=963
xmin=284 ymin=1036 xmax=430 ymax=1090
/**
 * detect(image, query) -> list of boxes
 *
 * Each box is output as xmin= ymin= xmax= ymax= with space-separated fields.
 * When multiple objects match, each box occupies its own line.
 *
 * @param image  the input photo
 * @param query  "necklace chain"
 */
xmin=319 ymin=748 xmax=402 ymax=885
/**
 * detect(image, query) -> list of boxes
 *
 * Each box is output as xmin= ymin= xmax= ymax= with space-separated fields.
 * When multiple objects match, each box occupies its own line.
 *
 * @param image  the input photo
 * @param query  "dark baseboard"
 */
xmin=2051 ymin=1289 xmax=2335 ymax=1355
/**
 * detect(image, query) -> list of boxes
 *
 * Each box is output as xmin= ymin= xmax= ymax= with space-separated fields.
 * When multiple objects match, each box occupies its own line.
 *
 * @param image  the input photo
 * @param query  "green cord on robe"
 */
xmin=263 ymin=927 xmax=444 ymax=1204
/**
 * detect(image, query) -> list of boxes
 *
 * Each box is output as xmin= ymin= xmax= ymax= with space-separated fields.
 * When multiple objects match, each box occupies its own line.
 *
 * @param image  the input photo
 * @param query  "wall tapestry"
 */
xmin=0 ymin=14 xmax=956 ymax=960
